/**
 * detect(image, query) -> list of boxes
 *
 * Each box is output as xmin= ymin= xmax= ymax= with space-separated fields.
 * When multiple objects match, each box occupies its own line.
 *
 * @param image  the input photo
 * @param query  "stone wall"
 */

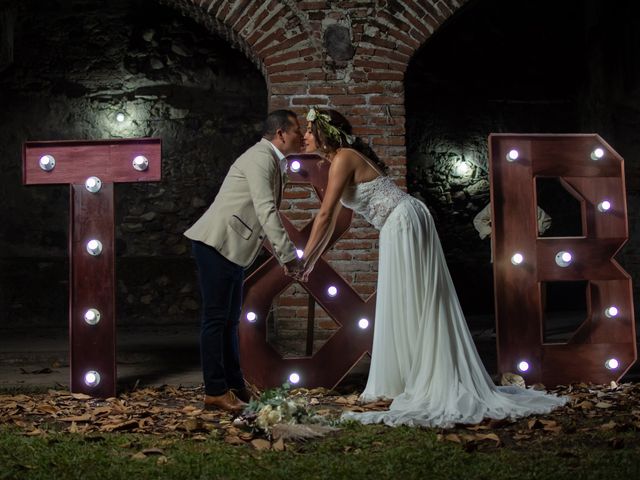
xmin=0 ymin=0 xmax=269 ymax=326
xmin=405 ymin=0 xmax=640 ymax=317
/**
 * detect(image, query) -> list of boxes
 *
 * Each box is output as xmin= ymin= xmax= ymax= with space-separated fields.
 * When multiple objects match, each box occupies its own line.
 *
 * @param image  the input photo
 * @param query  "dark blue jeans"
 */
xmin=191 ymin=240 xmax=245 ymax=396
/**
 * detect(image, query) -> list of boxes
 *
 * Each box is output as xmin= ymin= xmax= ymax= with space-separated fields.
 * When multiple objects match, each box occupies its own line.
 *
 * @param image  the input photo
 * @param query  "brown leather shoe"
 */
xmin=231 ymin=387 xmax=253 ymax=403
xmin=204 ymin=390 xmax=247 ymax=413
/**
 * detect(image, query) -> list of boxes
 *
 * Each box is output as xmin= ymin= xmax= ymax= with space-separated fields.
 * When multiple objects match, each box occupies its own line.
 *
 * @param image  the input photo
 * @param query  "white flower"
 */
xmin=256 ymin=405 xmax=273 ymax=430
xmin=306 ymin=108 xmax=317 ymax=122
xmin=345 ymin=134 xmax=356 ymax=145
xmin=267 ymin=409 xmax=283 ymax=425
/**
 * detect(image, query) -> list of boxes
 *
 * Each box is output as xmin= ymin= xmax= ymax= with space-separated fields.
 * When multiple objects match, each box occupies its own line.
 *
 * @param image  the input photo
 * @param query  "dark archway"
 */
xmin=0 ymin=0 xmax=267 ymax=335
xmin=405 ymin=0 xmax=640 ymax=322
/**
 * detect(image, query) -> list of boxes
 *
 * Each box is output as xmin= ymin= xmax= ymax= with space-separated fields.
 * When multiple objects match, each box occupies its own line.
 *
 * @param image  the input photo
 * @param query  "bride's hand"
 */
xmin=299 ymin=261 xmax=315 ymax=282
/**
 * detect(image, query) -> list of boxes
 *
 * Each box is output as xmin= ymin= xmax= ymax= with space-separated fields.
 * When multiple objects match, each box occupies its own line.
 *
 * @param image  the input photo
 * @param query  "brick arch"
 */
xmin=159 ymin=0 xmax=323 ymax=80
xmin=158 ymin=1 xmax=469 ymax=114
xmin=157 ymin=0 xmax=471 ymax=353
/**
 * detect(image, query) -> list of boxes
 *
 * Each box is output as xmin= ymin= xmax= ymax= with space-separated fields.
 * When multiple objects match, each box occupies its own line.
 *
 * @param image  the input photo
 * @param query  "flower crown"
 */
xmin=306 ymin=107 xmax=355 ymax=146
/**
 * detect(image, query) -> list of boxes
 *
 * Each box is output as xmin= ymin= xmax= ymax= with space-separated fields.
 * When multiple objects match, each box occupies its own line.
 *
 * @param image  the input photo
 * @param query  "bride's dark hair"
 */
xmin=310 ymin=108 xmax=389 ymax=175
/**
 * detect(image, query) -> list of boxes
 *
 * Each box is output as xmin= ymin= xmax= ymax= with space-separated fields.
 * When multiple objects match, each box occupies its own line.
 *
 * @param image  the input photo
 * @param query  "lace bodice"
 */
xmin=341 ymin=175 xmax=409 ymax=230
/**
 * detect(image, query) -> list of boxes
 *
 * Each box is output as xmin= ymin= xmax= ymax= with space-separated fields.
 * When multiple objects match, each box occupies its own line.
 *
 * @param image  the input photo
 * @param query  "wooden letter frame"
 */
xmin=490 ymin=134 xmax=636 ymax=386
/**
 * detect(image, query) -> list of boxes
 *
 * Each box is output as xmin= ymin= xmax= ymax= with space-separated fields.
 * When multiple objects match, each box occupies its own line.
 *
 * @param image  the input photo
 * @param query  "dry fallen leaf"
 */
xmin=59 ymin=414 xmax=92 ymax=422
xmin=442 ymin=433 xmax=462 ymax=443
xmin=600 ymin=421 xmax=617 ymax=430
xmin=141 ymin=448 xmax=165 ymax=456
xmin=37 ymin=404 xmax=59 ymax=415
xmin=251 ymin=438 xmax=271 ymax=451
xmin=224 ymin=435 xmax=245 ymax=445
xmin=71 ymin=393 xmax=92 ymax=401
xmin=527 ymin=418 xmax=543 ymax=430
xmin=500 ymin=373 xmax=525 ymax=388
xmin=474 ymin=433 xmax=501 ymax=446
xmin=576 ymin=400 xmax=594 ymax=410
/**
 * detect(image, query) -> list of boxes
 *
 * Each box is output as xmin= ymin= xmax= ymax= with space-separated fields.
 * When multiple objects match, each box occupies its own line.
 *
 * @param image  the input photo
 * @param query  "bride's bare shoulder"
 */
xmin=334 ymin=147 xmax=364 ymax=165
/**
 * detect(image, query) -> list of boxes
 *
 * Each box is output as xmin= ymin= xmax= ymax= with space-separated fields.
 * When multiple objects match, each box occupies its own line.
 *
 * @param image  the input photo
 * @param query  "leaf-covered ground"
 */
xmin=1 ymin=381 xmax=639 ymax=453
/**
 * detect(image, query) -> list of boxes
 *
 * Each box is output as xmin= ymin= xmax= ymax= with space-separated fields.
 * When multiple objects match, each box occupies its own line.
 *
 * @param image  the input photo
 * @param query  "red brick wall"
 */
xmin=164 ymin=0 xmax=467 ymax=349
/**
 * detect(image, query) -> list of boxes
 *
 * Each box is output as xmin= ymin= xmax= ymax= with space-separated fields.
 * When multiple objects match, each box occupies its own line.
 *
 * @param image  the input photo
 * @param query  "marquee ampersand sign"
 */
xmin=240 ymin=154 xmax=376 ymax=389
xmin=490 ymin=134 xmax=636 ymax=386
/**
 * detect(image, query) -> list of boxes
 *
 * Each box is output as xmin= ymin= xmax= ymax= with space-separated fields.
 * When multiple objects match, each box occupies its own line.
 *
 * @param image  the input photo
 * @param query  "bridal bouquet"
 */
xmin=242 ymin=383 xmax=338 ymax=440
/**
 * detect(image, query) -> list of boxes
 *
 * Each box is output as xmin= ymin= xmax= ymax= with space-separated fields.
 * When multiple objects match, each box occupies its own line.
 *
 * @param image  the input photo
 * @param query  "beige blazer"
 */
xmin=184 ymin=138 xmax=297 ymax=267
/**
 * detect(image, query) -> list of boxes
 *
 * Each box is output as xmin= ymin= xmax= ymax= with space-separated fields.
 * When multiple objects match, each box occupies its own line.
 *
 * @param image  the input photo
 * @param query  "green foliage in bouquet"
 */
xmin=244 ymin=383 xmax=313 ymax=433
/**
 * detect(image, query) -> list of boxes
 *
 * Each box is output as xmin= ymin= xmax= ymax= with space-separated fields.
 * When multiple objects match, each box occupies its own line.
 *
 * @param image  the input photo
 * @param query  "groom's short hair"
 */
xmin=262 ymin=109 xmax=297 ymax=138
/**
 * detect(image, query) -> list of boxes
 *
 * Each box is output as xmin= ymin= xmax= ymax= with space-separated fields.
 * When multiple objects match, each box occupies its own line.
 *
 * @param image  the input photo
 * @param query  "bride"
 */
xmin=299 ymin=107 xmax=566 ymax=428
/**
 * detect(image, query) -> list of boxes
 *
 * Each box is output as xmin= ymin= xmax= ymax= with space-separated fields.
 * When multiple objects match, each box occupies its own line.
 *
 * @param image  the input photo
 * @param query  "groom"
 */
xmin=185 ymin=110 xmax=304 ymax=412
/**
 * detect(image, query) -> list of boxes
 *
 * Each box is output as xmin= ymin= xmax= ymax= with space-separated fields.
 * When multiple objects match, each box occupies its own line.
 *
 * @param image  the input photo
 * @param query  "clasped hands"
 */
xmin=283 ymin=257 xmax=314 ymax=282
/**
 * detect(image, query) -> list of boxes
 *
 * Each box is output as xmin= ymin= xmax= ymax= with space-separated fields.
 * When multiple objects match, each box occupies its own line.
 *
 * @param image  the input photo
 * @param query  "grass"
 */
xmin=1 ymin=422 xmax=639 ymax=480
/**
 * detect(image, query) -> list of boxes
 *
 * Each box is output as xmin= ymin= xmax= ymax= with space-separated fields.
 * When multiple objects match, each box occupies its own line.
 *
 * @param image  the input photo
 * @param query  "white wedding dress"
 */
xmin=339 ymin=167 xmax=567 ymax=428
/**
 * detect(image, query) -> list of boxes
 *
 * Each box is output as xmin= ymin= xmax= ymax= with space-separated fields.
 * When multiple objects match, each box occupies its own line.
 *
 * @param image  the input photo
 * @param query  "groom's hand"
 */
xmin=284 ymin=257 xmax=304 ymax=278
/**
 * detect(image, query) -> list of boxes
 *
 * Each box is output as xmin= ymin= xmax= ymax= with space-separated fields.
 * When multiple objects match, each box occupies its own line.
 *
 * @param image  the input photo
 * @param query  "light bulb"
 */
xmin=246 ymin=311 xmax=257 ymax=322
xmin=290 ymin=160 xmax=301 ymax=172
xmin=605 ymin=358 xmax=619 ymax=370
xmin=84 ymin=308 xmax=101 ymax=325
xmin=39 ymin=155 xmax=56 ymax=171
xmin=85 ymin=176 xmax=102 ymax=193
xmin=358 ymin=318 xmax=369 ymax=329
xmin=296 ymin=249 xmax=304 ymax=259
xmin=86 ymin=239 xmax=103 ymax=256
xmin=604 ymin=306 xmax=619 ymax=318
xmin=288 ymin=372 xmax=300 ymax=384
xmin=132 ymin=155 xmax=149 ymax=171
xmin=511 ymin=253 xmax=524 ymax=265
xmin=454 ymin=161 xmax=470 ymax=176
xmin=116 ymin=112 xmax=125 ymax=122
xmin=597 ymin=201 xmax=611 ymax=212
xmin=517 ymin=361 xmax=530 ymax=373
xmin=590 ymin=148 xmax=604 ymax=160
xmin=84 ymin=370 xmax=101 ymax=387
xmin=555 ymin=251 xmax=572 ymax=267
xmin=327 ymin=286 xmax=338 ymax=297
xmin=506 ymin=149 xmax=519 ymax=162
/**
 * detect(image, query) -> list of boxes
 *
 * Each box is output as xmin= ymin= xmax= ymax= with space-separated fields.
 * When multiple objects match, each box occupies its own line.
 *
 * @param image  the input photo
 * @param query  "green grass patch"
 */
xmin=1 ymin=423 xmax=639 ymax=480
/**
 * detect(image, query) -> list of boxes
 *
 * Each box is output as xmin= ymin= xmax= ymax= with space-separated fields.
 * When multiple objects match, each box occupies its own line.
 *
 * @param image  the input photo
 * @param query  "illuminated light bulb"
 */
xmin=288 ymin=372 xmax=300 ymax=384
xmin=132 ymin=155 xmax=149 ymax=171
xmin=296 ymin=249 xmax=304 ymax=259
xmin=511 ymin=253 xmax=524 ymax=265
xmin=597 ymin=200 xmax=611 ymax=212
xmin=86 ymin=239 xmax=103 ymax=256
xmin=590 ymin=148 xmax=605 ymax=160
xmin=84 ymin=308 xmax=101 ymax=326
xmin=246 ymin=311 xmax=257 ymax=322
xmin=605 ymin=358 xmax=619 ymax=370
xmin=85 ymin=176 xmax=102 ymax=193
xmin=358 ymin=318 xmax=369 ymax=329
xmin=555 ymin=251 xmax=572 ymax=268
xmin=116 ymin=112 xmax=125 ymax=122
xmin=506 ymin=149 xmax=519 ymax=162
xmin=604 ymin=306 xmax=619 ymax=318
xmin=454 ymin=161 xmax=470 ymax=176
xmin=327 ymin=286 xmax=338 ymax=297
xmin=517 ymin=361 xmax=530 ymax=373
xmin=290 ymin=160 xmax=301 ymax=172
xmin=84 ymin=370 xmax=101 ymax=387
xmin=39 ymin=154 xmax=56 ymax=171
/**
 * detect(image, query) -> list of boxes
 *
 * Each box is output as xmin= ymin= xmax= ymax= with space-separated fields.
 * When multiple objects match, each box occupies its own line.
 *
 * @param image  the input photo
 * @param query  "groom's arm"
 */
xmin=244 ymin=150 xmax=297 ymax=265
